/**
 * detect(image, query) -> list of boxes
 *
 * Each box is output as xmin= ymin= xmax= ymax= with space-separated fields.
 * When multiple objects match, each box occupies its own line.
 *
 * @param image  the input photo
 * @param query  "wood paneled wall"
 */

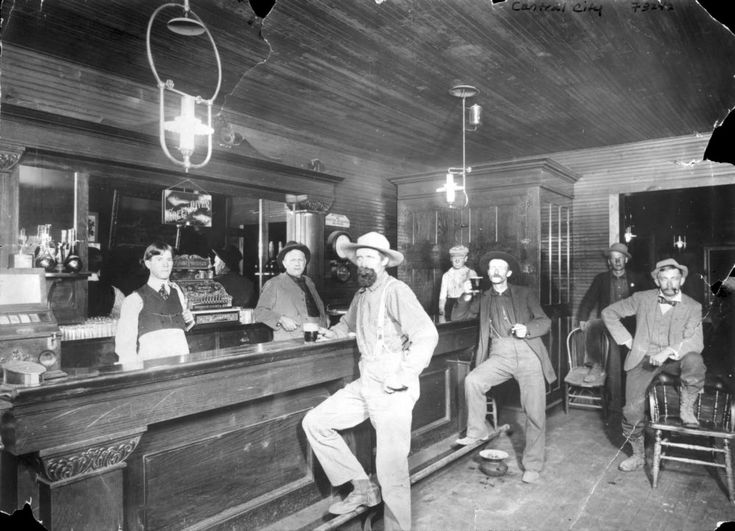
xmin=547 ymin=134 xmax=735 ymax=317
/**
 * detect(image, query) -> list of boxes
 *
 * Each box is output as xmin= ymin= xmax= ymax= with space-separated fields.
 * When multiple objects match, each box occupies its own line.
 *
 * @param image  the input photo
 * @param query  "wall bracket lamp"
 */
xmin=437 ymin=84 xmax=481 ymax=208
xmin=146 ymin=0 xmax=222 ymax=172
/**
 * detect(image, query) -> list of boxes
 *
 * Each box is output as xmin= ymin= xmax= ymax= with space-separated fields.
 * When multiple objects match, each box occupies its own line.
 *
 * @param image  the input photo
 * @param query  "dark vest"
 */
xmin=136 ymin=285 xmax=186 ymax=339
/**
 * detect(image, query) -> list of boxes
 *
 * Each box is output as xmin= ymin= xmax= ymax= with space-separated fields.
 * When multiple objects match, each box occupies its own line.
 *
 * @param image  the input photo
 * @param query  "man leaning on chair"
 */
xmin=602 ymin=258 xmax=705 ymax=472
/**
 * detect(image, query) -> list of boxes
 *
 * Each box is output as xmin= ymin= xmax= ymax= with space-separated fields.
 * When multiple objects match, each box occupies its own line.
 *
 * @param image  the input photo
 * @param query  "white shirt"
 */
xmin=657 ymin=290 xmax=682 ymax=315
xmin=439 ymin=266 xmax=477 ymax=301
xmin=114 ymin=279 xmax=190 ymax=365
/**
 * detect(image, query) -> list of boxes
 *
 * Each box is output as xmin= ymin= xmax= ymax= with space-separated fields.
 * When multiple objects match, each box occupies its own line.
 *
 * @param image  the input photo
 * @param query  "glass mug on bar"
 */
xmin=303 ymin=322 xmax=320 ymax=342
xmin=469 ymin=275 xmax=483 ymax=293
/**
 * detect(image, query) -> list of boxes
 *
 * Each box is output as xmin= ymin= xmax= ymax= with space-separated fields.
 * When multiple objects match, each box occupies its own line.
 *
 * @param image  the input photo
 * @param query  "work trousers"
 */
xmin=464 ymin=338 xmax=547 ymax=473
xmin=302 ymin=376 xmax=417 ymax=531
xmin=622 ymin=352 xmax=706 ymax=440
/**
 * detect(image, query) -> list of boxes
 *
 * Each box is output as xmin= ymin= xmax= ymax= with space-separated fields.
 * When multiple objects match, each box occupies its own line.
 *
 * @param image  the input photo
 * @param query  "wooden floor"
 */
xmin=269 ymin=404 xmax=735 ymax=530
xmin=409 ymin=406 xmax=735 ymax=531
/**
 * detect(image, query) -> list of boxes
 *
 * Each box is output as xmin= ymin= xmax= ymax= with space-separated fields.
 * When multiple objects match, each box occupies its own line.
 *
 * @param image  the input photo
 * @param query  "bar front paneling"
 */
xmin=0 ymin=319 xmax=477 ymax=530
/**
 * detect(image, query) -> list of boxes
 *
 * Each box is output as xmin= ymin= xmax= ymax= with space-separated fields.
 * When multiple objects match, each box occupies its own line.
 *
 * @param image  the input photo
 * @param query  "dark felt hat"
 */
xmin=277 ymin=241 xmax=311 ymax=267
xmin=603 ymin=242 xmax=632 ymax=259
xmin=478 ymin=251 xmax=520 ymax=276
xmin=214 ymin=245 xmax=243 ymax=271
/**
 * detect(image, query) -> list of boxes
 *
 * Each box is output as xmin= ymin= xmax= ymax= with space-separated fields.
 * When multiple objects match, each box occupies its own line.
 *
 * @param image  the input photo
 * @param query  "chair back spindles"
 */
xmin=648 ymin=374 xmax=735 ymax=504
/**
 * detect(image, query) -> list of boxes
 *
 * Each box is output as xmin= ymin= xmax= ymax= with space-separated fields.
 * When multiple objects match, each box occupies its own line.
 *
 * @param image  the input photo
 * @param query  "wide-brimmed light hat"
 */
xmin=650 ymin=258 xmax=688 ymax=280
xmin=603 ymin=242 xmax=632 ymax=259
xmin=341 ymin=232 xmax=404 ymax=267
xmin=277 ymin=241 xmax=311 ymax=267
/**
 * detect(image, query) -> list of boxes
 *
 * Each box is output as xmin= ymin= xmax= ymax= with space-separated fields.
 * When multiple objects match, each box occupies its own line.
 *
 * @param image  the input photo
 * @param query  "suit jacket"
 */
xmin=601 ymin=289 xmax=703 ymax=371
xmin=576 ymin=270 xmax=647 ymax=321
xmin=453 ymin=284 xmax=556 ymax=384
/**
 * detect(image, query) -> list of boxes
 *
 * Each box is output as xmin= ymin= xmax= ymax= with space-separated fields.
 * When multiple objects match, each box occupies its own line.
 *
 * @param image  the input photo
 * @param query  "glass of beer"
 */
xmin=303 ymin=322 xmax=319 ymax=342
xmin=469 ymin=275 xmax=483 ymax=293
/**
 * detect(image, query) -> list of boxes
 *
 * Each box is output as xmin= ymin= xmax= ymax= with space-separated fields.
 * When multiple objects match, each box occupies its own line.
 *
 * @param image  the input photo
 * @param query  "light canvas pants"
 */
xmin=302 ymin=375 xmax=417 ymax=531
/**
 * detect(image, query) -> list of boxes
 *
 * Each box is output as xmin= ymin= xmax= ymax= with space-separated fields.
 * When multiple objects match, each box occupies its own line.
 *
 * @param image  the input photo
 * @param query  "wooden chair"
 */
xmin=486 ymin=393 xmax=498 ymax=428
xmin=563 ymin=325 xmax=610 ymax=415
xmin=648 ymin=373 xmax=735 ymax=503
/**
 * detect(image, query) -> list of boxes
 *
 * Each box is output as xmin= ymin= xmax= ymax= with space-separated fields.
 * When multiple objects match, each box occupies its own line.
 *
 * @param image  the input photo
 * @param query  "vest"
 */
xmin=136 ymin=284 xmax=186 ymax=340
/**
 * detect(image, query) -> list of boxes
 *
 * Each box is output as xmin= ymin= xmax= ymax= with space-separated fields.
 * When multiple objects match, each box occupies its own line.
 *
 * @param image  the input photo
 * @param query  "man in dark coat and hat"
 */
xmin=576 ymin=242 xmax=648 ymax=412
xmin=452 ymin=251 xmax=554 ymax=484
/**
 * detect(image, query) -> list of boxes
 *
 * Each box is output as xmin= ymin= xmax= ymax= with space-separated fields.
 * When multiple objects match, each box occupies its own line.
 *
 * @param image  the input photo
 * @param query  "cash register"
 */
xmin=0 ymin=268 xmax=64 ymax=380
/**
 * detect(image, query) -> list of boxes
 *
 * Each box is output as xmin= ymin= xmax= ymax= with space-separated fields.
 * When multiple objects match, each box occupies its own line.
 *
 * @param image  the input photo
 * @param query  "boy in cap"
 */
xmin=602 ymin=258 xmax=705 ymax=472
xmin=438 ymin=245 xmax=478 ymax=321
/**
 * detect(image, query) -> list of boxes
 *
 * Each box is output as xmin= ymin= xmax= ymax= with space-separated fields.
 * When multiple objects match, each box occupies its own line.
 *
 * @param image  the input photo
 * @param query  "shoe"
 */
xmin=328 ymin=484 xmax=381 ymax=515
xmin=454 ymin=435 xmax=489 ymax=446
xmin=522 ymin=470 xmax=540 ymax=484
xmin=618 ymin=454 xmax=645 ymax=472
xmin=618 ymin=437 xmax=645 ymax=472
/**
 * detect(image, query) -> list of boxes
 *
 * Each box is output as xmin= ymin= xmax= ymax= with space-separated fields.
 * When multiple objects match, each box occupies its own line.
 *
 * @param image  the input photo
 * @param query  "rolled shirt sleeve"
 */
xmin=115 ymin=292 xmax=143 ymax=364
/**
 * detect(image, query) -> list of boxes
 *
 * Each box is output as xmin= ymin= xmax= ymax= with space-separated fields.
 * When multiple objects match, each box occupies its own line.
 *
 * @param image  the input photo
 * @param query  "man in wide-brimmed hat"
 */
xmin=302 ymin=231 xmax=438 ymax=531
xmin=576 ymin=242 xmax=648 ymax=411
xmin=452 ymin=250 xmax=554 ymax=485
xmin=254 ymin=241 xmax=328 ymax=341
xmin=438 ymin=244 xmax=478 ymax=321
xmin=602 ymin=258 xmax=705 ymax=473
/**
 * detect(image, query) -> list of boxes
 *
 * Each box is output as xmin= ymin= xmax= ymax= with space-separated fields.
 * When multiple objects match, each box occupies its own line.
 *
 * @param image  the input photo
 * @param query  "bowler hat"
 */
xmin=277 ymin=241 xmax=311 ymax=267
xmin=479 ymin=251 xmax=520 ymax=276
xmin=341 ymin=232 xmax=404 ymax=267
xmin=650 ymin=258 xmax=688 ymax=280
xmin=603 ymin=242 xmax=632 ymax=259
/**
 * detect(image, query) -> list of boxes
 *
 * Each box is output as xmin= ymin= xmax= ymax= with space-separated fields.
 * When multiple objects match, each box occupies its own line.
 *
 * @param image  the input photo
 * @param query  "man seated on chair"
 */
xmin=602 ymin=258 xmax=705 ymax=472
xmin=452 ymin=251 xmax=555 ymax=484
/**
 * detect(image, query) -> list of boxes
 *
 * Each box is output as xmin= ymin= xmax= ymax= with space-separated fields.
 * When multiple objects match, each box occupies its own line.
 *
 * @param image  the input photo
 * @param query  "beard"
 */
xmin=357 ymin=266 xmax=378 ymax=287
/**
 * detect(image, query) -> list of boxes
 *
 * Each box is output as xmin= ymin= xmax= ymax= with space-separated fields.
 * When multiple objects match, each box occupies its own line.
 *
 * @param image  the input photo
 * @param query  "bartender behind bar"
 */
xmin=115 ymin=241 xmax=194 ymax=364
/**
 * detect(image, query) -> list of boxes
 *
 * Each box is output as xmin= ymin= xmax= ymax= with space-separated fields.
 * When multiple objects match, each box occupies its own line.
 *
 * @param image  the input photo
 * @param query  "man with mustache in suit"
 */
xmin=452 ymin=251 xmax=554 ymax=485
xmin=602 ymin=258 xmax=705 ymax=472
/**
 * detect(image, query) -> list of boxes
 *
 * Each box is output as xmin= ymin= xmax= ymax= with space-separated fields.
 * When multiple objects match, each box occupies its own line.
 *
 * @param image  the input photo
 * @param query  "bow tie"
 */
xmin=657 ymin=296 xmax=677 ymax=306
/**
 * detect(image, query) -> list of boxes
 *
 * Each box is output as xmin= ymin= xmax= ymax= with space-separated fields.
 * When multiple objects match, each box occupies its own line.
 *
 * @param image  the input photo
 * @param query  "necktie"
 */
xmin=657 ymin=296 xmax=677 ymax=306
xmin=159 ymin=284 xmax=169 ymax=300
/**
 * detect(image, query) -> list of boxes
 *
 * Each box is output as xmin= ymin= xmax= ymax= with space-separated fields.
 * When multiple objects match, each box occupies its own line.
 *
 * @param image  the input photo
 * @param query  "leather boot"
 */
xmin=679 ymin=386 xmax=700 ymax=428
xmin=618 ymin=437 xmax=645 ymax=472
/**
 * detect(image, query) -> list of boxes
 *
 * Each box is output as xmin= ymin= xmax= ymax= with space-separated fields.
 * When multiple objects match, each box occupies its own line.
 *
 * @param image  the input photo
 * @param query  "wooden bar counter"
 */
xmin=0 ymin=319 xmax=477 ymax=530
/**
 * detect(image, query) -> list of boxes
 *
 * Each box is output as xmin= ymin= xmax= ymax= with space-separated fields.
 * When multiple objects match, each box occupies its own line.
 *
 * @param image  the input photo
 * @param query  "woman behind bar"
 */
xmin=254 ymin=241 xmax=328 ymax=341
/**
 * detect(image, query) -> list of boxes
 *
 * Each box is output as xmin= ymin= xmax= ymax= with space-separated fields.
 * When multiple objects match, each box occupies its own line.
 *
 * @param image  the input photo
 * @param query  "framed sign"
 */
xmin=162 ymin=190 xmax=212 ymax=227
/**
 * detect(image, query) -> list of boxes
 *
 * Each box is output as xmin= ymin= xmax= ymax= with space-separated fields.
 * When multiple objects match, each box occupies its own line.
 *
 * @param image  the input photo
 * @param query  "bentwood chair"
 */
xmin=563 ymin=324 xmax=610 ymax=416
xmin=486 ymin=393 xmax=498 ymax=428
xmin=648 ymin=373 xmax=735 ymax=503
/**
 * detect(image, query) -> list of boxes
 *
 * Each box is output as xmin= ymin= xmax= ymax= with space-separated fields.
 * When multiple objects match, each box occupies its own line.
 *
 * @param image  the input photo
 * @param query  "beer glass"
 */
xmin=303 ymin=322 xmax=319 ymax=342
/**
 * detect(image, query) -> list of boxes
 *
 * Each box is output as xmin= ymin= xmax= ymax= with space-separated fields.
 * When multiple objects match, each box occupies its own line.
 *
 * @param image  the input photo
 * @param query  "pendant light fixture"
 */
xmin=437 ymin=84 xmax=482 ymax=208
xmin=146 ymin=0 xmax=222 ymax=172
